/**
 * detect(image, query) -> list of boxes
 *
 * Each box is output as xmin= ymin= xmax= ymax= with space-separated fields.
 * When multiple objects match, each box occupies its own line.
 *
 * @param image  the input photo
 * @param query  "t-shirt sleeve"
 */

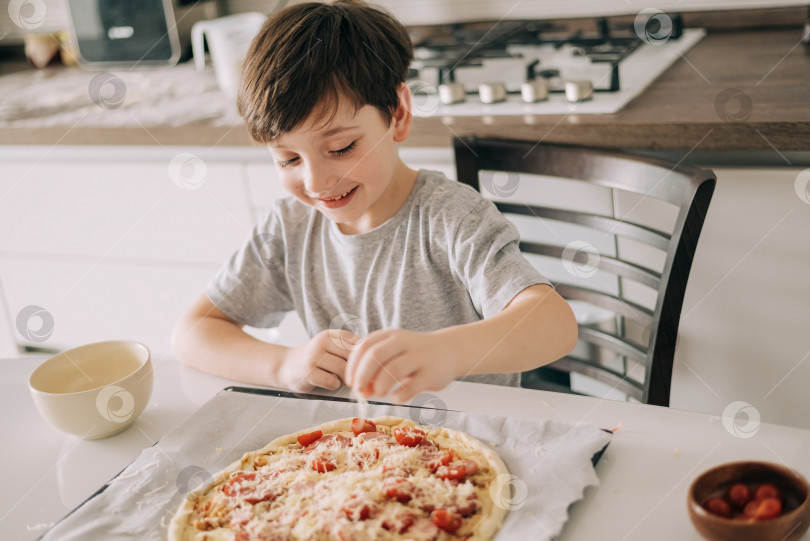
xmin=205 ymin=209 xmax=294 ymax=328
xmin=450 ymin=197 xmax=550 ymax=319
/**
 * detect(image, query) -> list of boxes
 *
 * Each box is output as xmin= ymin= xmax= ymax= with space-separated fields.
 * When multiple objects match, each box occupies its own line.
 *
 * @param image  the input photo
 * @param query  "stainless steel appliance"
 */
xmin=406 ymin=14 xmax=705 ymax=116
xmin=65 ymin=0 xmax=216 ymax=68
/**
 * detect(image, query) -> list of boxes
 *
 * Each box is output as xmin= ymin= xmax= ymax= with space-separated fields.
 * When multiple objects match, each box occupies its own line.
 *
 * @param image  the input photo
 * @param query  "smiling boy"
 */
xmin=172 ymin=0 xmax=577 ymax=403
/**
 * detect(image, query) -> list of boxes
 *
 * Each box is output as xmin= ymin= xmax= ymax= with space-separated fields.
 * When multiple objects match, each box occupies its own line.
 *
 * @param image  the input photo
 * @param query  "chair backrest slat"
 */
xmin=554 ymin=284 xmax=654 ymax=327
xmin=496 ymin=202 xmax=672 ymax=251
xmin=519 ymin=241 xmax=662 ymax=290
xmin=551 ymin=357 xmax=645 ymax=400
xmin=577 ymin=327 xmax=647 ymax=363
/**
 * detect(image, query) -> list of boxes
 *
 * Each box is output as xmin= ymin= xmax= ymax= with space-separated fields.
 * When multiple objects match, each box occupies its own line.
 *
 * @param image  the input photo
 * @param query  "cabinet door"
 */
xmin=1 ymin=257 xmax=217 ymax=354
xmin=0 ymin=160 xmax=252 ymax=265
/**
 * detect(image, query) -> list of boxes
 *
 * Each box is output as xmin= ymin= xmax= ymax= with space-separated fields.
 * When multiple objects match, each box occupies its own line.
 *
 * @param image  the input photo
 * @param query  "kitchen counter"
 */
xmin=3 ymin=353 xmax=810 ymax=540
xmin=0 ymin=16 xmax=809 ymax=151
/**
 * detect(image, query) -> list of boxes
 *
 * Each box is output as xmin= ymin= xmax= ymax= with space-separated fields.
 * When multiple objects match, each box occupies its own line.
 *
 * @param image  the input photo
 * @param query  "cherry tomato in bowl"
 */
xmin=687 ymin=461 xmax=810 ymax=541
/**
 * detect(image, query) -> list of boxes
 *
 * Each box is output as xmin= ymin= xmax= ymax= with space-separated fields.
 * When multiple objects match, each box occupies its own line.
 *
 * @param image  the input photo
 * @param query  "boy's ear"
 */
xmin=392 ymin=82 xmax=412 ymax=142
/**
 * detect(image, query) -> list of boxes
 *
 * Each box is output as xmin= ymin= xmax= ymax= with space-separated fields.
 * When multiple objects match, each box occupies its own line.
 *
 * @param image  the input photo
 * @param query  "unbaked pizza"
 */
xmin=168 ymin=416 xmax=509 ymax=540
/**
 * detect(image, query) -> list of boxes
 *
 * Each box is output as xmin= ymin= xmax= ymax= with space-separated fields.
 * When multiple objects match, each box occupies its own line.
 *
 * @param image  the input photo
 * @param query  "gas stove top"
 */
xmin=406 ymin=15 xmax=705 ymax=117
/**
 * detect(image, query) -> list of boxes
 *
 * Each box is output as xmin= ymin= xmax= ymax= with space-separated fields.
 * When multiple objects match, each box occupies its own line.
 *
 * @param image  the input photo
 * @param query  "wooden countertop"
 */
xmin=2 ymin=15 xmax=809 ymax=151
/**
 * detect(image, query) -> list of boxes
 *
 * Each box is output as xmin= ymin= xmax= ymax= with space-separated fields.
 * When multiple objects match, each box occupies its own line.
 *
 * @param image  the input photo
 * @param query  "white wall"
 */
xmin=3 ymin=1 xmax=805 ymax=45
xmin=671 ymin=166 xmax=810 ymax=430
xmin=377 ymin=1 xmax=808 ymax=25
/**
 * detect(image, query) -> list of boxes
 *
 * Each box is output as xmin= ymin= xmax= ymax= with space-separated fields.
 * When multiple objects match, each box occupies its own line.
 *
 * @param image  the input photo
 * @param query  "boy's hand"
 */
xmin=279 ymin=330 xmax=358 ymax=392
xmin=345 ymin=329 xmax=461 ymax=404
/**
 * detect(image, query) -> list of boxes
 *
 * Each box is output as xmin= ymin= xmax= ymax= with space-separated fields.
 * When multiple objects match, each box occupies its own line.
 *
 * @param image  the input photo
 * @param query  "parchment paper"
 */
xmin=43 ymin=388 xmax=613 ymax=541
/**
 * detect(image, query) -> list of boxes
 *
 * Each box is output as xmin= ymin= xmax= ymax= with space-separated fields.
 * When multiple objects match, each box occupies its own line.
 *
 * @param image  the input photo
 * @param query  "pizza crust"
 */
xmin=168 ymin=416 xmax=509 ymax=541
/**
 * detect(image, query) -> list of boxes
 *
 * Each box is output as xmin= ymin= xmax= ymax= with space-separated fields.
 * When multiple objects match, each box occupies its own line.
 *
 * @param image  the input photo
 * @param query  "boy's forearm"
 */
xmin=171 ymin=315 xmax=289 ymax=388
xmin=435 ymin=285 xmax=578 ymax=378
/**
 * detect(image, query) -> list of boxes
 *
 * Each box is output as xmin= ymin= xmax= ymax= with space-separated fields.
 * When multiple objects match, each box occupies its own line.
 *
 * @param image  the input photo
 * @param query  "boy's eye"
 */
xmin=278 ymin=156 xmax=299 ymax=168
xmin=330 ymin=141 xmax=356 ymax=156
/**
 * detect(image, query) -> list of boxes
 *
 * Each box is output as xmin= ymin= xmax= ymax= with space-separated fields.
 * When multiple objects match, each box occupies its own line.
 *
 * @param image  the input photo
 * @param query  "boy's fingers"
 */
xmin=350 ymin=335 xmax=405 ymax=393
xmin=389 ymin=372 xmax=432 ymax=404
xmin=309 ymin=369 xmax=342 ymax=390
xmin=327 ymin=330 xmax=362 ymax=357
xmin=317 ymin=353 xmax=348 ymax=384
xmin=371 ymin=355 xmax=414 ymax=397
xmin=345 ymin=331 xmax=388 ymax=386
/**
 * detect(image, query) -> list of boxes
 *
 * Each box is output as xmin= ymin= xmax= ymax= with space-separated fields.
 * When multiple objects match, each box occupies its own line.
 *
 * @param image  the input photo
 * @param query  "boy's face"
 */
xmin=268 ymin=86 xmax=413 ymax=235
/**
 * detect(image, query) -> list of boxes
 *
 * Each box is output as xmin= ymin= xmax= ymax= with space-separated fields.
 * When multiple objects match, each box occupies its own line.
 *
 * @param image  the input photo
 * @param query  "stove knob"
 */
xmin=565 ymin=80 xmax=593 ymax=103
xmin=438 ymin=83 xmax=466 ymax=105
xmin=478 ymin=82 xmax=507 ymax=104
xmin=521 ymin=80 xmax=548 ymax=103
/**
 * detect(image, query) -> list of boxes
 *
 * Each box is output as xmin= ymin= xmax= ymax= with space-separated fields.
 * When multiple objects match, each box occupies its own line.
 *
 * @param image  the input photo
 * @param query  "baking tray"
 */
xmin=42 ymin=385 xmax=612 ymax=540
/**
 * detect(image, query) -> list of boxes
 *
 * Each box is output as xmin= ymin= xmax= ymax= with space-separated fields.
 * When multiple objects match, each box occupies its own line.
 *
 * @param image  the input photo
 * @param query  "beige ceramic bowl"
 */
xmin=29 ymin=340 xmax=153 ymax=440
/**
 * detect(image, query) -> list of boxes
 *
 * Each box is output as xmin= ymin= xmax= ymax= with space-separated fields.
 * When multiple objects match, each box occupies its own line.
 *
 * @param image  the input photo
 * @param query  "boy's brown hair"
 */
xmin=238 ymin=0 xmax=414 ymax=143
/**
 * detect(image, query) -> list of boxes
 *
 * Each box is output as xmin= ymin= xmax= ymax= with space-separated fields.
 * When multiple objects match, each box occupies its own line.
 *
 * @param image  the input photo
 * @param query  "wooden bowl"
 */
xmin=688 ymin=461 xmax=810 ymax=541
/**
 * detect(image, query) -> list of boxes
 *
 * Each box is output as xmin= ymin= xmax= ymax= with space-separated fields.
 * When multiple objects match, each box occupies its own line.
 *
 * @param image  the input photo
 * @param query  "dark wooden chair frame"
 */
xmin=453 ymin=135 xmax=716 ymax=406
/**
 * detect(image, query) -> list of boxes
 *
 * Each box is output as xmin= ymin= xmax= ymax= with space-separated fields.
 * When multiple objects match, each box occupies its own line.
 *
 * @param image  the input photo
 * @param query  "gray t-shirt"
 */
xmin=207 ymin=169 xmax=549 ymax=387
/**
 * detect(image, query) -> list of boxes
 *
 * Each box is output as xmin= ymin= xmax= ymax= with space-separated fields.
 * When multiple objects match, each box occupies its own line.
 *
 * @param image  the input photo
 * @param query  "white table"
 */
xmin=2 ymin=354 xmax=809 ymax=541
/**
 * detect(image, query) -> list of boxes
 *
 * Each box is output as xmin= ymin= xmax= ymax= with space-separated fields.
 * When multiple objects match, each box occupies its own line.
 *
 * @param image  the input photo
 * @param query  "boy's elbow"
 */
xmin=170 ymin=320 xmax=188 ymax=364
xmin=560 ymin=303 xmax=579 ymax=358
xmin=171 ymin=311 xmax=199 ymax=366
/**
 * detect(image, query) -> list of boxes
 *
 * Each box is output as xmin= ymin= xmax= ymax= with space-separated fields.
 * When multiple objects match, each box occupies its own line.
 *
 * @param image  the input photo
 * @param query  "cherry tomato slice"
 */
xmin=351 ymin=418 xmax=377 ymax=436
xmin=382 ymin=477 xmax=414 ymax=503
xmin=743 ymin=497 xmax=782 ymax=521
xmin=297 ymin=430 xmax=323 ymax=447
xmin=307 ymin=454 xmax=336 ymax=473
xmin=726 ymin=483 xmax=752 ymax=508
xmin=431 ymin=508 xmax=462 ymax=532
xmin=436 ymin=459 xmax=479 ymax=481
xmin=222 ymin=472 xmax=257 ymax=497
xmin=754 ymin=483 xmax=782 ymax=501
xmin=393 ymin=427 xmax=425 ymax=447
xmin=425 ymin=450 xmax=453 ymax=471
xmin=703 ymin=497 xmax=732 ymax=518
xmin=341 ymin=496 xmax=377 ymax=521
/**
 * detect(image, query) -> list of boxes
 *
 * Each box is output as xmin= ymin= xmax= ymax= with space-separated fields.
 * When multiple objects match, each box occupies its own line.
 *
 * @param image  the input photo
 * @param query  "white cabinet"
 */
xmin=0 ymin=159 xmax=251 ymax=264
xmin=0 ymin=149 xmax=255 ymax=355
xmin=0 ymin=146 xmax=459 ymax=357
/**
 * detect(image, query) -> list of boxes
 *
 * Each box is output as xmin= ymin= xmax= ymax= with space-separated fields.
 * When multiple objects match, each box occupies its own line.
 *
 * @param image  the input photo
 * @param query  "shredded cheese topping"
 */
xmin=184 ymin=423 xmax=495 ymax=541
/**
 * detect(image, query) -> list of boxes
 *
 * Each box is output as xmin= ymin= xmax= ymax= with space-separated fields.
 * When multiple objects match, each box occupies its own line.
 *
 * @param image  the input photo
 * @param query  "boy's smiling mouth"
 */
xmin=318 ymin=185 xmax=358 ymax=208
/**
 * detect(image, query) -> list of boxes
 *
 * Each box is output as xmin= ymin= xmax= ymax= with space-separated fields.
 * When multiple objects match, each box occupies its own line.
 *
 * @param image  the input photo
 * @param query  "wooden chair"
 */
xmin=453 ymin=135 xmax=716 ymax=406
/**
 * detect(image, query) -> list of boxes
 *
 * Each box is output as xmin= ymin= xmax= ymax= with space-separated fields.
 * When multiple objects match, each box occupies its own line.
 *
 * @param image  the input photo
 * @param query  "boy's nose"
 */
xmin=303 ymin=162 xmax=340 ymax=196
